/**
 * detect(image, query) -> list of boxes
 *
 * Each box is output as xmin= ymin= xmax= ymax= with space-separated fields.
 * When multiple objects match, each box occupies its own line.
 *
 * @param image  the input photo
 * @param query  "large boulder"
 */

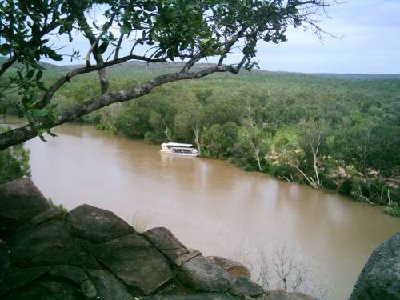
xmin=0 ymin=241 xmax=11 ymax=295
xmin=67 ymin=204 xmax=134 ymax=243
xmin=229 ymin=276 xmax=264 ymax=298
xmin=350 ymin=231 xmax=400 ymax=300
xmin=48 ymin=265 xmax=89 ymax=286
xmin=2 ymin=278 xmax=85 ymax=300
xmin=0 ymin=241 xmax=10 ymax=277
xmin=88 ymin=269 xmax=134 ymax=300
xmin=86 ymin=233 xmax=173 ymax=295
xmin=7 ymin=219 xmax=99 ymax=268
xmin=0 ymin=178 xmax=50 ymax=238
xmin=178 ymin=255 xmax=232 ymax=292
xmin=3 ymin=266 xmax=51 ymax=290
xmin=144 ymin=227 xmax=190 ymax=261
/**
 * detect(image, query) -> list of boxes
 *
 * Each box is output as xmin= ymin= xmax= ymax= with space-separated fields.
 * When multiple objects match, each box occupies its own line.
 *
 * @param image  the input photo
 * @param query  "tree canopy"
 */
xmin=0 ymin=0 xmax=332 ymax=149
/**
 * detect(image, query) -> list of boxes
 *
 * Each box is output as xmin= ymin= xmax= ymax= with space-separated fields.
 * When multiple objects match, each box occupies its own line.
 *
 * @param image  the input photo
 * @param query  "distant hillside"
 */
xmin=0 ymin=56 xmax=69 ymax=72
xmin=311 ymin=73 xmax=400 ymax=81
xmin=2 ymin=56 xmax=399 ymax=79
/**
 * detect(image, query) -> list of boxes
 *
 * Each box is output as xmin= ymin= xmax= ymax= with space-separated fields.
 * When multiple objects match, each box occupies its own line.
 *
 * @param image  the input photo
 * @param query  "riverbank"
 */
xmin=73 ymin=71 xmax=398 ymax=216
xmin=89 ymin=117 xmax=400 ymax=218
xmin=2 ymin=69 xmax=400 ymax=214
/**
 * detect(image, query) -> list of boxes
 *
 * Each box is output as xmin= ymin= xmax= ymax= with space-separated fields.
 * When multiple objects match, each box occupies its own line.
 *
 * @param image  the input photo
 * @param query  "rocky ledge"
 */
xmin=0 ymin=178 xmax=399 ymax=300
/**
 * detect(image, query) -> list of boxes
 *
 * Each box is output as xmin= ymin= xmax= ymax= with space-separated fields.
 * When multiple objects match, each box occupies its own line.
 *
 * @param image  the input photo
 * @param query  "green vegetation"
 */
xmin=0 ymin=0 xmax=331 ymax=149
xmin=2 ymin=61 xmax=399 ymax=215
xmin=41 ymin=66 xmax=400 ymax=215
xmin=0 ymin=0 xmax=397 ymax=214
xmin=0 ymin=127 xmax=30 ymax=184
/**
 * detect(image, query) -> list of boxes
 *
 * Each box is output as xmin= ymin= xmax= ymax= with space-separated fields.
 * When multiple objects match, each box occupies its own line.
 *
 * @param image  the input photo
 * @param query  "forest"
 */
xmin=2 ymin=61 xmax=399 ymax=216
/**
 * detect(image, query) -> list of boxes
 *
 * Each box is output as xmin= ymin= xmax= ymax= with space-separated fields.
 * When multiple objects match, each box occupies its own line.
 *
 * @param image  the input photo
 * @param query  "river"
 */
xmin=26 ymin=124 xmax=400 ymax=300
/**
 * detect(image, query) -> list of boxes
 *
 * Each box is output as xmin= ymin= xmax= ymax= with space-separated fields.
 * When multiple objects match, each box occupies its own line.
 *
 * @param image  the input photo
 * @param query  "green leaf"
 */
xmin=121 ymin=24 xmax=131 ymax=34
xmin=27 ymin=69 xmax=35 ymax=79
xmin=31 ymin=108 xmax=48 ymax=118
xmin=37 ymin=82 xmax=47 ymax=91
xmin=48 ymin=51 xmax=63 ymax=61
xmin=0 ymin=44 xmax=11 ymax=55
xmin=35 ymin=70 xmax=43 ymax=82
xmin=30 ymin=62 xmax=46 ymax=70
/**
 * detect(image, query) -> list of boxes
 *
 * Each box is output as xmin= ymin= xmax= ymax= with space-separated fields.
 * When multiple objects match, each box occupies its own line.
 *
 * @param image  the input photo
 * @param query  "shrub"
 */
xmin=384 ymin=203 xmax=400 ymax=217
xmin=0 ymin=127 xmax=30 ymax=184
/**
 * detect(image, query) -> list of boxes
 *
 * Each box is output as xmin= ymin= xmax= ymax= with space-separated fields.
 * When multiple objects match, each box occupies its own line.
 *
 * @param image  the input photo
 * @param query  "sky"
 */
xmin=53 ymin=0 xmax=400 ymax=74
xmin=255 ymin=0 xmax=400 ymax=73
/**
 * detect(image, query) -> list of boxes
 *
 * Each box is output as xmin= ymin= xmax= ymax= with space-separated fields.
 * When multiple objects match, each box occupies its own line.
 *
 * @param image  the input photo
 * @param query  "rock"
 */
xmin=81 ymin=279 xmax=97 ymax=298
xmin=144 ymin=227 xmax=190 ymax=261
xmin=229 ymin=276 xmax=264 ymax=298
xmin=8 ymin=220 xmax=98 ymax=268
xmin=49 ymin=265 xmax=89 ymax=285
xmin=2 ymin=279 xmax=85 ymax=300
xmin=178 ymin=255 xmax=232 ymax=292
xmin=49 ymin=267 xmax=97 ymax=298
xmin=29 ymin=208 xmax=67 ymax=226
xmin=264 ymin=290 xmax=318 ymax=300
xmin=88 ymin=269 xmax=134 ymax=300
xmin=350 ymin=231 xmax=400 ymax=300
xmin=3 ymin=266 xmax=51 ymax=289
xmin=0 ymin=178 xmax=50 ymax=238
xmin=87 ymin=233 xmax=172 ymax=295
xmin=175 ymin=250 xmax=202 ymax=267
xmin=156 ymin=282 xmax=194 ymax=296
xmin=0 ymin=241 xmax=10 ymax=277
xmin=207 ymin=256 xmax=250 ymax=279
xmin=67 ymin=204 xmax=134 ymax=244
xmin=0 ymin=280 xmax=8 ymax=297
xmin=0 ymin=241 xmax=10 ymax=295
xmin=148 ymin=294 xmax=238 ymax=300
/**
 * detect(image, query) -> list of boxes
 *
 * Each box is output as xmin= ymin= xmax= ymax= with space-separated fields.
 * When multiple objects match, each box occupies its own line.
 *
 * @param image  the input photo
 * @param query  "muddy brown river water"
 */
xmin=27 ymin=124 xmax=400 ymax=300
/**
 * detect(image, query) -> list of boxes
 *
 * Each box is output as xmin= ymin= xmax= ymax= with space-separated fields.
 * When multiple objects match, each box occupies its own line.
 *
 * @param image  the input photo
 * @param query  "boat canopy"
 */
xmin=163 ymin=142 xmax=193 ymax=148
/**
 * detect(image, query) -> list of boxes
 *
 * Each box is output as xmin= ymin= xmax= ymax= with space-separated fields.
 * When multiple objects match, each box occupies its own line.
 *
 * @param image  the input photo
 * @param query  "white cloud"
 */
xmin=254 ymin=0 xmax=400 ymax=73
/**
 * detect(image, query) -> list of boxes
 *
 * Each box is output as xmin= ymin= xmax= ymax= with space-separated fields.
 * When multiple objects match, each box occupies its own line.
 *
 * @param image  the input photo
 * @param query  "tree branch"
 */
xmin=0 ymin=64 xmax=236 ymax=149
xmin=71 ymin=0 xmax=112 ymax=94
xmin=39 ymin=54 xmax=168 ymax=108
xmin=180 ymin=52 xmax=203 ymax=73
xmin=114 ymin=34 xmax=125 ymax=61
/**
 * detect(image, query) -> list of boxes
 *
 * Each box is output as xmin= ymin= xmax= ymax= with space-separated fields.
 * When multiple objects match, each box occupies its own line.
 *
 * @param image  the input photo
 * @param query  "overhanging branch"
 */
xmin=40 ymin=54 xmax=168 ymax=107
xmin=0 ymin=64 xmax=236 ymax=150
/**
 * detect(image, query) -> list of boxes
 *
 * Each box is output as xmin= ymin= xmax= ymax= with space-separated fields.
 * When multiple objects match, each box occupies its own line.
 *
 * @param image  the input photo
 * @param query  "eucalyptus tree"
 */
xmin=0 ymin=0 xmax=333 ymax=149
xmin=295 ymin=119 xmax=328 ymax=188
xmin=174 ymin=96 xmax=204 ymax=154
xmin=238 ymin=108 xmax=268 ymax=172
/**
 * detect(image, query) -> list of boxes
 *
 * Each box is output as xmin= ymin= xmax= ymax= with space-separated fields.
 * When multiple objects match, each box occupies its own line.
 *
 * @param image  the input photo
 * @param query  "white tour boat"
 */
xmin=160 ymin=142 xmax=199 ymax=157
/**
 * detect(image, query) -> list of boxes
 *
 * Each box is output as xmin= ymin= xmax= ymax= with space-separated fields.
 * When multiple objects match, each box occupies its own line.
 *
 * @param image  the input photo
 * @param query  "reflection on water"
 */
xmin=27 ymin=124 xmax=400 ymax=300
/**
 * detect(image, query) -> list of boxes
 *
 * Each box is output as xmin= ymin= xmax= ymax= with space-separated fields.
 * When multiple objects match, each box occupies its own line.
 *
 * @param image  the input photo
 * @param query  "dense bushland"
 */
xmin=3 ymin=63 xmax=400 ymax=215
